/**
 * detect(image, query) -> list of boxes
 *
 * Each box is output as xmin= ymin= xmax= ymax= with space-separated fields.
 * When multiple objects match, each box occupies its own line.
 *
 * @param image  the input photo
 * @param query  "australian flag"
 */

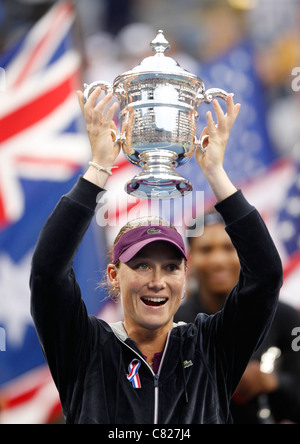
xmin=0 ymin=1 xmax=111 ymax=424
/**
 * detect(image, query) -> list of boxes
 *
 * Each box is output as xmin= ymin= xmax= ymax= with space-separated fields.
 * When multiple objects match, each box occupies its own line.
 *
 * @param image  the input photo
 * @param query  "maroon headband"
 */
xmin=112 ymin=225 xmax=187 ymax=264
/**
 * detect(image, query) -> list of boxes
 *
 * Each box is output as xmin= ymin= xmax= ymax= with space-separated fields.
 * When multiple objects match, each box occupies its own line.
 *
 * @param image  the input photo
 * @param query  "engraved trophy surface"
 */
xmin=84 ymin=30 xmax=232 ymax=199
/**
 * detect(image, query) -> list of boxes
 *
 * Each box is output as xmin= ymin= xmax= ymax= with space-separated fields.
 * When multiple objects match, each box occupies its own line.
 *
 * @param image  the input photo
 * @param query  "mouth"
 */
xmin=210 ymin=270 xmax=231 ymax=283
xmin=141 ymin=296 xmax=168 ymax=307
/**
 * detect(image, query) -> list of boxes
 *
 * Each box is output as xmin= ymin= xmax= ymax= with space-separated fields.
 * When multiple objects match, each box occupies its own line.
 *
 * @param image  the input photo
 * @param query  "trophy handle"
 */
xmin=83 ymin=81 xmax=114 ymax=104
xmin=197 ymin=88 xmax=233 ymax=104
xmin=194 ymin=88 xmax=233 ymax=152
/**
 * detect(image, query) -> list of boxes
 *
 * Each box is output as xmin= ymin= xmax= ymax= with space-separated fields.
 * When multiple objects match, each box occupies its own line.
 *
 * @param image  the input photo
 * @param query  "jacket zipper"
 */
xmin=154 ymin=374 xmax=159 ymax=424
xmin=113 ymin=330 xmax=171 ymax=424
xmin=153 ymin=331 xmax=171 ymax=424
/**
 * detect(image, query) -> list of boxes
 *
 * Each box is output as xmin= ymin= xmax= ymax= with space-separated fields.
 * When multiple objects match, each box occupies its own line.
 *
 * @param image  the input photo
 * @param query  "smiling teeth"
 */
xmin=143 ymin=297 xmax=167 ymax=303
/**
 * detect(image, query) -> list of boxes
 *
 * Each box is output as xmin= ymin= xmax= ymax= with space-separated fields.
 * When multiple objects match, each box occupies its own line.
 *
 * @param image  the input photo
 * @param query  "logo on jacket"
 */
xmin=183 ymin=360 xmax=193 ymax=369
xmin=126 ymin=359 xmax=142 ymax=389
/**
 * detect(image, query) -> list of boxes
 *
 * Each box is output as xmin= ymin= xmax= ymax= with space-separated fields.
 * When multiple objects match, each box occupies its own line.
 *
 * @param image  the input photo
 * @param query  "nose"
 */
xmin=209 ymin=249 xmax=230 ymax=267
xmin=147 ymin=268 xmax=166 ymax=292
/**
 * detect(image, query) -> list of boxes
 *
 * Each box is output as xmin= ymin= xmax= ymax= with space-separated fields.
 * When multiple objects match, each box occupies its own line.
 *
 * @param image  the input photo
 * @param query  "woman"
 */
xmin=30 ymin=90 xmax=283 ymax=424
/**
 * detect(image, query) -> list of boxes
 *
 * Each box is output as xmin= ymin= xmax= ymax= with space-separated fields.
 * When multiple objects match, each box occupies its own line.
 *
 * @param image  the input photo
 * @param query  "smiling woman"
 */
xmin=30 ymin=90 xmax=283 ymax=424
xmin=106 ymin=222 xmax=188 ymax=354
xmin=104 ymin=216 xmax=181 ymax=301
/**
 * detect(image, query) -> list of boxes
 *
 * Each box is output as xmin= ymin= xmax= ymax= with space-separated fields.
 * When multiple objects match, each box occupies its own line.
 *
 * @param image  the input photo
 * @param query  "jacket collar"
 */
xmin=109 ymin=320 xmax=187 ymax=342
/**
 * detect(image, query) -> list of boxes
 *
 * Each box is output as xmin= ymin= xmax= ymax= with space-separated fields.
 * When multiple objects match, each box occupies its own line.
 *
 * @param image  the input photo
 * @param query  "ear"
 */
xmin=107 ymin=263 xmax=119 ymax=288
xmin=183 ymin=266 xmax=187 ymax=288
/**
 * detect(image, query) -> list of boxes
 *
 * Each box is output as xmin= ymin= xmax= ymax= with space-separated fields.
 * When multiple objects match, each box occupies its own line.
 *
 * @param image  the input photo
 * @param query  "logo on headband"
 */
xmin=147 ymin=228 xmax=161 ymax=234
xmin=126 ymin=359 xmax=142 ymax=389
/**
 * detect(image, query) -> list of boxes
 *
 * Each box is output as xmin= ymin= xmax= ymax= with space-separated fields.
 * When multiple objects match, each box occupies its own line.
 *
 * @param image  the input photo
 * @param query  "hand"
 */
xmin=77 ymin=87 xmax=120 ymax=168
xmin=195 ymin=94 xmax=240 ymax=175
xmin=195 ymin=94 xmax=241 ymax=202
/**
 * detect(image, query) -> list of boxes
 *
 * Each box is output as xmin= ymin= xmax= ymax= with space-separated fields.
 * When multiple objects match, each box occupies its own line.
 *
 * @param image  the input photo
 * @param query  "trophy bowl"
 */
xmin=84 ymin=30 xmax=232 ymax=199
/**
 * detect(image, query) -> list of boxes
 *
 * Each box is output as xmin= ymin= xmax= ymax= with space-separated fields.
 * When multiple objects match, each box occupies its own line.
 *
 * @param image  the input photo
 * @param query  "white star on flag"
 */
xmin=0 ymin=252 xmax=33 ymax=347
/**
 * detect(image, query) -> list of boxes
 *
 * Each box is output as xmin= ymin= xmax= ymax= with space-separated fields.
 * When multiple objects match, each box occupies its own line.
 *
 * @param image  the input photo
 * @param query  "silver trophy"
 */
xmin=84 ymin=30 xmax=232 ymax=199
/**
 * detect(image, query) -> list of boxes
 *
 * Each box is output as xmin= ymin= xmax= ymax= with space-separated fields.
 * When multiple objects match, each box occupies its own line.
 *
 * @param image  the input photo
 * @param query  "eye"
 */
xmin=166 ymin=263 xmax=179 ymax=272
xmin=198 ymin=246 xmax=212 ymax=255
xmin=225 ymin=244 xmax=235 ymax=253
xmin=136 ymin=263 xmax=149 ymax=270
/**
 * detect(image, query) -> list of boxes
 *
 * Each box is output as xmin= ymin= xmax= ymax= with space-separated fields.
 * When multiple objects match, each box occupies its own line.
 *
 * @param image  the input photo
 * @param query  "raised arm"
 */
xmin=195 ymin=94 xmax=240 ymax=202
xmin=30 ymin=87 xmax=120 ymax=408
xmin=191 ymin=95 xmax=283 ymax=398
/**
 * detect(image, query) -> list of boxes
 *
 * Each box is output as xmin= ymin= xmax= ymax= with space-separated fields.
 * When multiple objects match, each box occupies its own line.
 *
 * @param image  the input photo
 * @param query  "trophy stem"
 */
xmin=139 ymin=150 xmax=178 ymax=172
xmin=125 ymin=150 xmax=193 ymax=199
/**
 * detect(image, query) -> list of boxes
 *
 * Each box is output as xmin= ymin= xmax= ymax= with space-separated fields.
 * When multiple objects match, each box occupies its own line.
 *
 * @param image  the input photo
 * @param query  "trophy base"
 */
xmin=125 ymin=171 xmax=193 ymax=199
xmin=125 ymin=150 xmax=193 ymax=199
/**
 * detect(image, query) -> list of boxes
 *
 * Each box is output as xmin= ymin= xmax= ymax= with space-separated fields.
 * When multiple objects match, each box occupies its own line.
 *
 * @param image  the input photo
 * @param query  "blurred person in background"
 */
xmin=175 ymin=212 xmax=300 ymax=424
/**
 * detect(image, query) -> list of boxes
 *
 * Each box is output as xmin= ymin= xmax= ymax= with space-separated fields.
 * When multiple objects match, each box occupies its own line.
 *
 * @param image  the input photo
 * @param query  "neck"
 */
xmin=123 ymin=322 xmax=171 ymax=364
xmin=197 ymin=286 xmax=226 ymax=314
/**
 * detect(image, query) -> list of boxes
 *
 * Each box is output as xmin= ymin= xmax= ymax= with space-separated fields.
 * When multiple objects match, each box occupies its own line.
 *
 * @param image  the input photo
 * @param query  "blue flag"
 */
xmin=0 ymin=2 xmax=108 ymax=423
xmin=183 ymin=40 xmax=276 ymax=197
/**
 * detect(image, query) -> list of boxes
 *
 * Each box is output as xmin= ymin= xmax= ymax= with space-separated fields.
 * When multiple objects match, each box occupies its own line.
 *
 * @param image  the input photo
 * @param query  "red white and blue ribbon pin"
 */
xmin=126 ymin=359 xmax=142 ymax=389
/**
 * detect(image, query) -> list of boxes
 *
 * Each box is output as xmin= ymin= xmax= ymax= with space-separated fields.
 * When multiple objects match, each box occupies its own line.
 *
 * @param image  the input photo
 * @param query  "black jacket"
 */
xmin=176 ymin=293 xmax=300 ymax=423
xmin=30 ymin=177 xmax=283 ymax=424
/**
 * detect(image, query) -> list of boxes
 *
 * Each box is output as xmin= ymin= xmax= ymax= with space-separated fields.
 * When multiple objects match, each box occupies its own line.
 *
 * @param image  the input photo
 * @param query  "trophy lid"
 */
xmin=114 ymin=30 xmax=200 ymax=84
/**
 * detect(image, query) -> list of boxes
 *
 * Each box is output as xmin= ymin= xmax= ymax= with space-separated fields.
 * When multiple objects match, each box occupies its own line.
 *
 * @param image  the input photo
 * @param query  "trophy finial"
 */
xmin=151 ymin=30 xmax=170 ymax=55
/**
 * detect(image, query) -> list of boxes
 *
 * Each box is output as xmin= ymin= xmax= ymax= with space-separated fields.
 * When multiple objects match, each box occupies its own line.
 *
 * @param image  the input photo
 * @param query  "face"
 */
xmin=108 ymin=241 xmax=186 ymax=334
xmin=189 ymin=223 xmax=240 ymax=298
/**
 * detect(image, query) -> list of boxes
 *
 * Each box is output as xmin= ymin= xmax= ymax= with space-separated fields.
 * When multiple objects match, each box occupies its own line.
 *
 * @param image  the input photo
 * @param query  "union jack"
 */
xmin=0 ymin=1 xmax=87 ymax=230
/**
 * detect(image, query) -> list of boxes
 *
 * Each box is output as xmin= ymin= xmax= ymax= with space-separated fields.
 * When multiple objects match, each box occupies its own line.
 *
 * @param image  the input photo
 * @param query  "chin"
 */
xmin=139 ymin=315 xmax=172 ymax=331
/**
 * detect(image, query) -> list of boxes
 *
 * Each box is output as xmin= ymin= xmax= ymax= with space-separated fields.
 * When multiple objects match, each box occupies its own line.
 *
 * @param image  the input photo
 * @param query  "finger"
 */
xmin=77 ymin=90 xmax=84 ymax=113
xmin=226 ymin=94 xmax=235 ymax=117
xmin=102 ymin=102 xmax=118 ymax=128
xmin=110 ymin=120 xmax=118 ymax=133
xmin=235 ymin=103 xmax=241 ymax=116
xmin=86 ymin=86 xmax=103 ymax=109
xmin=207 ymin=111 xmax=217 ymax=134
xmin=90 ymin=94 xmax=114 ymax=126
xmin=95 ymin=92 xmax=114 ymax=114
xmin=212 ymin=99 xmax=226 ymax=131
xmin=110 ymin=128 xmax=118 ymax=143
xmin=227 ymin=101 xmax=241 ymax=130
xmin=227 ymin=94 xmax=241 ymax=119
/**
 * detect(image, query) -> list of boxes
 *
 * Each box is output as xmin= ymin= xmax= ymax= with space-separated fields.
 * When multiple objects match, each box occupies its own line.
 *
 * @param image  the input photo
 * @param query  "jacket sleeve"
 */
xmin=206 ymin=190 xmax=283 ymax=398
xmin=30 ymin=176 xmax=104 ymax=408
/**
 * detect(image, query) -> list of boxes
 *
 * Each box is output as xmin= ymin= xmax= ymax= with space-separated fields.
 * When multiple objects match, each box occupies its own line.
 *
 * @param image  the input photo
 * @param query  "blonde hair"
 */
xmin=101 ymin=216 xmax=178 ymax=301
